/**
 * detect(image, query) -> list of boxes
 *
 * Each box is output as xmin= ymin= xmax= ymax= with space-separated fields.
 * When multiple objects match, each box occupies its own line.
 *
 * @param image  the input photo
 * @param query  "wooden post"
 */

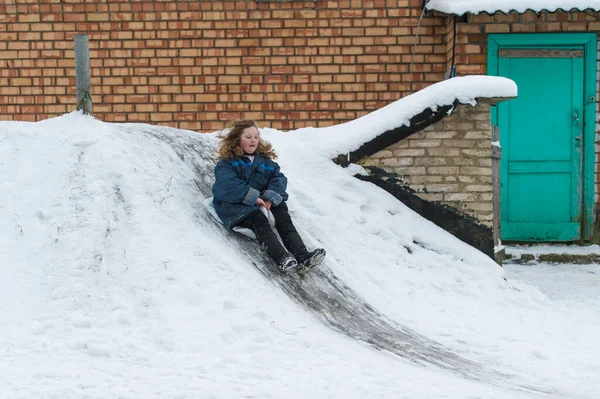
xmin=74 ymin=34 xmax=92 ymax=115
xmin=491 ymin=125 xmax=504 ymax=265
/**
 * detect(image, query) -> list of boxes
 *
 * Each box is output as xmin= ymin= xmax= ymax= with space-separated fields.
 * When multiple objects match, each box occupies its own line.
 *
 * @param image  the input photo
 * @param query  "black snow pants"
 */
xmin=235 ymin=202 xmax=308 ymax=264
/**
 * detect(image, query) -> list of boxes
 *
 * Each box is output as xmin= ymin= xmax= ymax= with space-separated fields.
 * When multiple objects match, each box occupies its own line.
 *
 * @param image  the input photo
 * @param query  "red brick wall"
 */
xmin=0 ymin=0 xmax=450 ymax=131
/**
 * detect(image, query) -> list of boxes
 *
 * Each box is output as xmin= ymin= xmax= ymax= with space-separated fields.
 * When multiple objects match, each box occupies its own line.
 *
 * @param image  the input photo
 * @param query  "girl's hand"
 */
xmin=256 ymin=198 xmax=267 ymax=208
xmin=263 ymin=200 xmax=272 ymax=211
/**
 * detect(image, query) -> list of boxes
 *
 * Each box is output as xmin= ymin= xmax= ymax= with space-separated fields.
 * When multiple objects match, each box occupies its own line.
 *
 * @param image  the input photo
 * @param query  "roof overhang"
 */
xmin=425 ymin=0 xmax=600 ymax=16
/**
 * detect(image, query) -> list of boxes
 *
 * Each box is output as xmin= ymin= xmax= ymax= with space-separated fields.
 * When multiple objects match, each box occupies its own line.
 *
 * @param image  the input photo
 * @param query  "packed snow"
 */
xmin=426 ymin=0 xmax=600 ymax=15
xmin=504 ymin=261 xmax=600 ymax=306
xmin=1 ymin=76 xmax=598 ymax=398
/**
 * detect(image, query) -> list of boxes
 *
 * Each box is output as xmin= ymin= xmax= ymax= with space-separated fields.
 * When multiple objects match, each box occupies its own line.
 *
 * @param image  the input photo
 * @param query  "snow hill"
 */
xmin=1 ymin=81 xmax=599 ymax=398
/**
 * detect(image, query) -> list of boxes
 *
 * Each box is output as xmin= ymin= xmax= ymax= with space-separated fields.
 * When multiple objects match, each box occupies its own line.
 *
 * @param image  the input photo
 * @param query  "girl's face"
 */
xmin=240 ymin=126 xmax=259 ymax=155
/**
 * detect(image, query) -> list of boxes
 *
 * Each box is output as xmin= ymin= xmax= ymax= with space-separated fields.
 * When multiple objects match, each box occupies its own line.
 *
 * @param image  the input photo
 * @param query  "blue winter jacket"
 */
xmin=212 ymin=155 xmax=289 ymax=228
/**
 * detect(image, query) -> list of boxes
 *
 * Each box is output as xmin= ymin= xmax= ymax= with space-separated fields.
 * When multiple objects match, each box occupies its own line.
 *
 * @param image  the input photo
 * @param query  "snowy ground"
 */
xmin=1 ymin=77 xmax=599 ymax=399
xmin=504 ymin=256 xmax=600 ymax=306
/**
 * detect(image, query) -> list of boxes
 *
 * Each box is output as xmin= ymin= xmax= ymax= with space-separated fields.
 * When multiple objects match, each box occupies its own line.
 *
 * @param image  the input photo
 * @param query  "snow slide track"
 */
xmin=154 ymin=128 xmax=555 ymax=397
xmin=237 ymin=239 xmax=553 ymax=396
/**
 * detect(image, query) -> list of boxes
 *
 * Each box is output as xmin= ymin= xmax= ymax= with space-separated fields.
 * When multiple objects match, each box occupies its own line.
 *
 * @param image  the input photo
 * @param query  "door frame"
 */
xmin=488 ymin=33 xmax=597 ymax=241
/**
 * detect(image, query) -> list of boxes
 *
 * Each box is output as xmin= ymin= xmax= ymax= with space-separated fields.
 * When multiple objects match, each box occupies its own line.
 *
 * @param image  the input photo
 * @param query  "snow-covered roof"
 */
xmin=425 ymin=0 xmax=600 ymax=15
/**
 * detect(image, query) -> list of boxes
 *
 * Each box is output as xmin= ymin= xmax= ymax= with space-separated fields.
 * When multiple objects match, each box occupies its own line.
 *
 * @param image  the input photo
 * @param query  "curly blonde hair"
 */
xmin=217 ymin=120 xmax=278 ymax=160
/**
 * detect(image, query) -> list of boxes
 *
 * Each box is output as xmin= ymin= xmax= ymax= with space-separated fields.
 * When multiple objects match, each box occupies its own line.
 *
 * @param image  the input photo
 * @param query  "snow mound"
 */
xmin=1 ymin=112 xmax=598 ymax=398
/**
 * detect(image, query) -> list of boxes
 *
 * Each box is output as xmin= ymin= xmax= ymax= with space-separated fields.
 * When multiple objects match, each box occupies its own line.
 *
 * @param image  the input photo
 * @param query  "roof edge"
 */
xmin=425 ymin=7 xmax=600 ymax=17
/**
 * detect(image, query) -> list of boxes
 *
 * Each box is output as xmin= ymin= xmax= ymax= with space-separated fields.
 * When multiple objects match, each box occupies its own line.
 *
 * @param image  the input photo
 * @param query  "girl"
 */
xmin=212 ymin=120 xmax=326 ymax=274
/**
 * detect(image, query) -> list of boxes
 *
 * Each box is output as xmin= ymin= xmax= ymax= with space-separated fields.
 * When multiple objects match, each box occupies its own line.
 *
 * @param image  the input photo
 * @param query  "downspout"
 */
xmin=448 ymin=15 xmax=457 ymax=79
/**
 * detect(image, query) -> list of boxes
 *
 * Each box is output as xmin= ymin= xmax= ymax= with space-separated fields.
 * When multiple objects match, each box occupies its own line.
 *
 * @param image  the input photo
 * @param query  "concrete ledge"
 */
xmin=505 ymin=253 xmax=600 ymax=265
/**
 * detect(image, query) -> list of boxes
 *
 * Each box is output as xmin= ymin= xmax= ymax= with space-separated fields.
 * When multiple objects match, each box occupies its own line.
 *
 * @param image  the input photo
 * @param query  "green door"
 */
xmin=498 ymin=52 xmax=584 ymax=241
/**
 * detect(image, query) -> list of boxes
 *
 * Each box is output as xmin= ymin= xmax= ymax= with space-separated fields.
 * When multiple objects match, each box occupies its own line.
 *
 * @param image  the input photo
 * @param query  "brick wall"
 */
xmin=0 ymin=0 xmax=450 ymax=131
xmin=361 ymin=100 xmax=496 ymax=225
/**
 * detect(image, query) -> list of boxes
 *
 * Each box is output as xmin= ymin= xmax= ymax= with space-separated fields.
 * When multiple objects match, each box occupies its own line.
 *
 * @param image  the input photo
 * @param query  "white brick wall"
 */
xmin=361 ymin=100 xmax=494 ymax=225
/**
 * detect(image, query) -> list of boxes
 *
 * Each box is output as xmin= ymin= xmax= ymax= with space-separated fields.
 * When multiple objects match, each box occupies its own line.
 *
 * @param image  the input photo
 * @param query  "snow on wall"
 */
xmin=426 ymin=0 xmax=600 ymax=15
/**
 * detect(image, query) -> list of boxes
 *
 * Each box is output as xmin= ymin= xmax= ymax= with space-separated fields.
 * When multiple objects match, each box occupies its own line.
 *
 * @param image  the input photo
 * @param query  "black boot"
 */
xmin=296 ymin=248 xmax=326 ymax=270
xmin=280 ymin=230 xmax=326 ymax=270
xmin=276 ymin=255 xmax=299 ymax=274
